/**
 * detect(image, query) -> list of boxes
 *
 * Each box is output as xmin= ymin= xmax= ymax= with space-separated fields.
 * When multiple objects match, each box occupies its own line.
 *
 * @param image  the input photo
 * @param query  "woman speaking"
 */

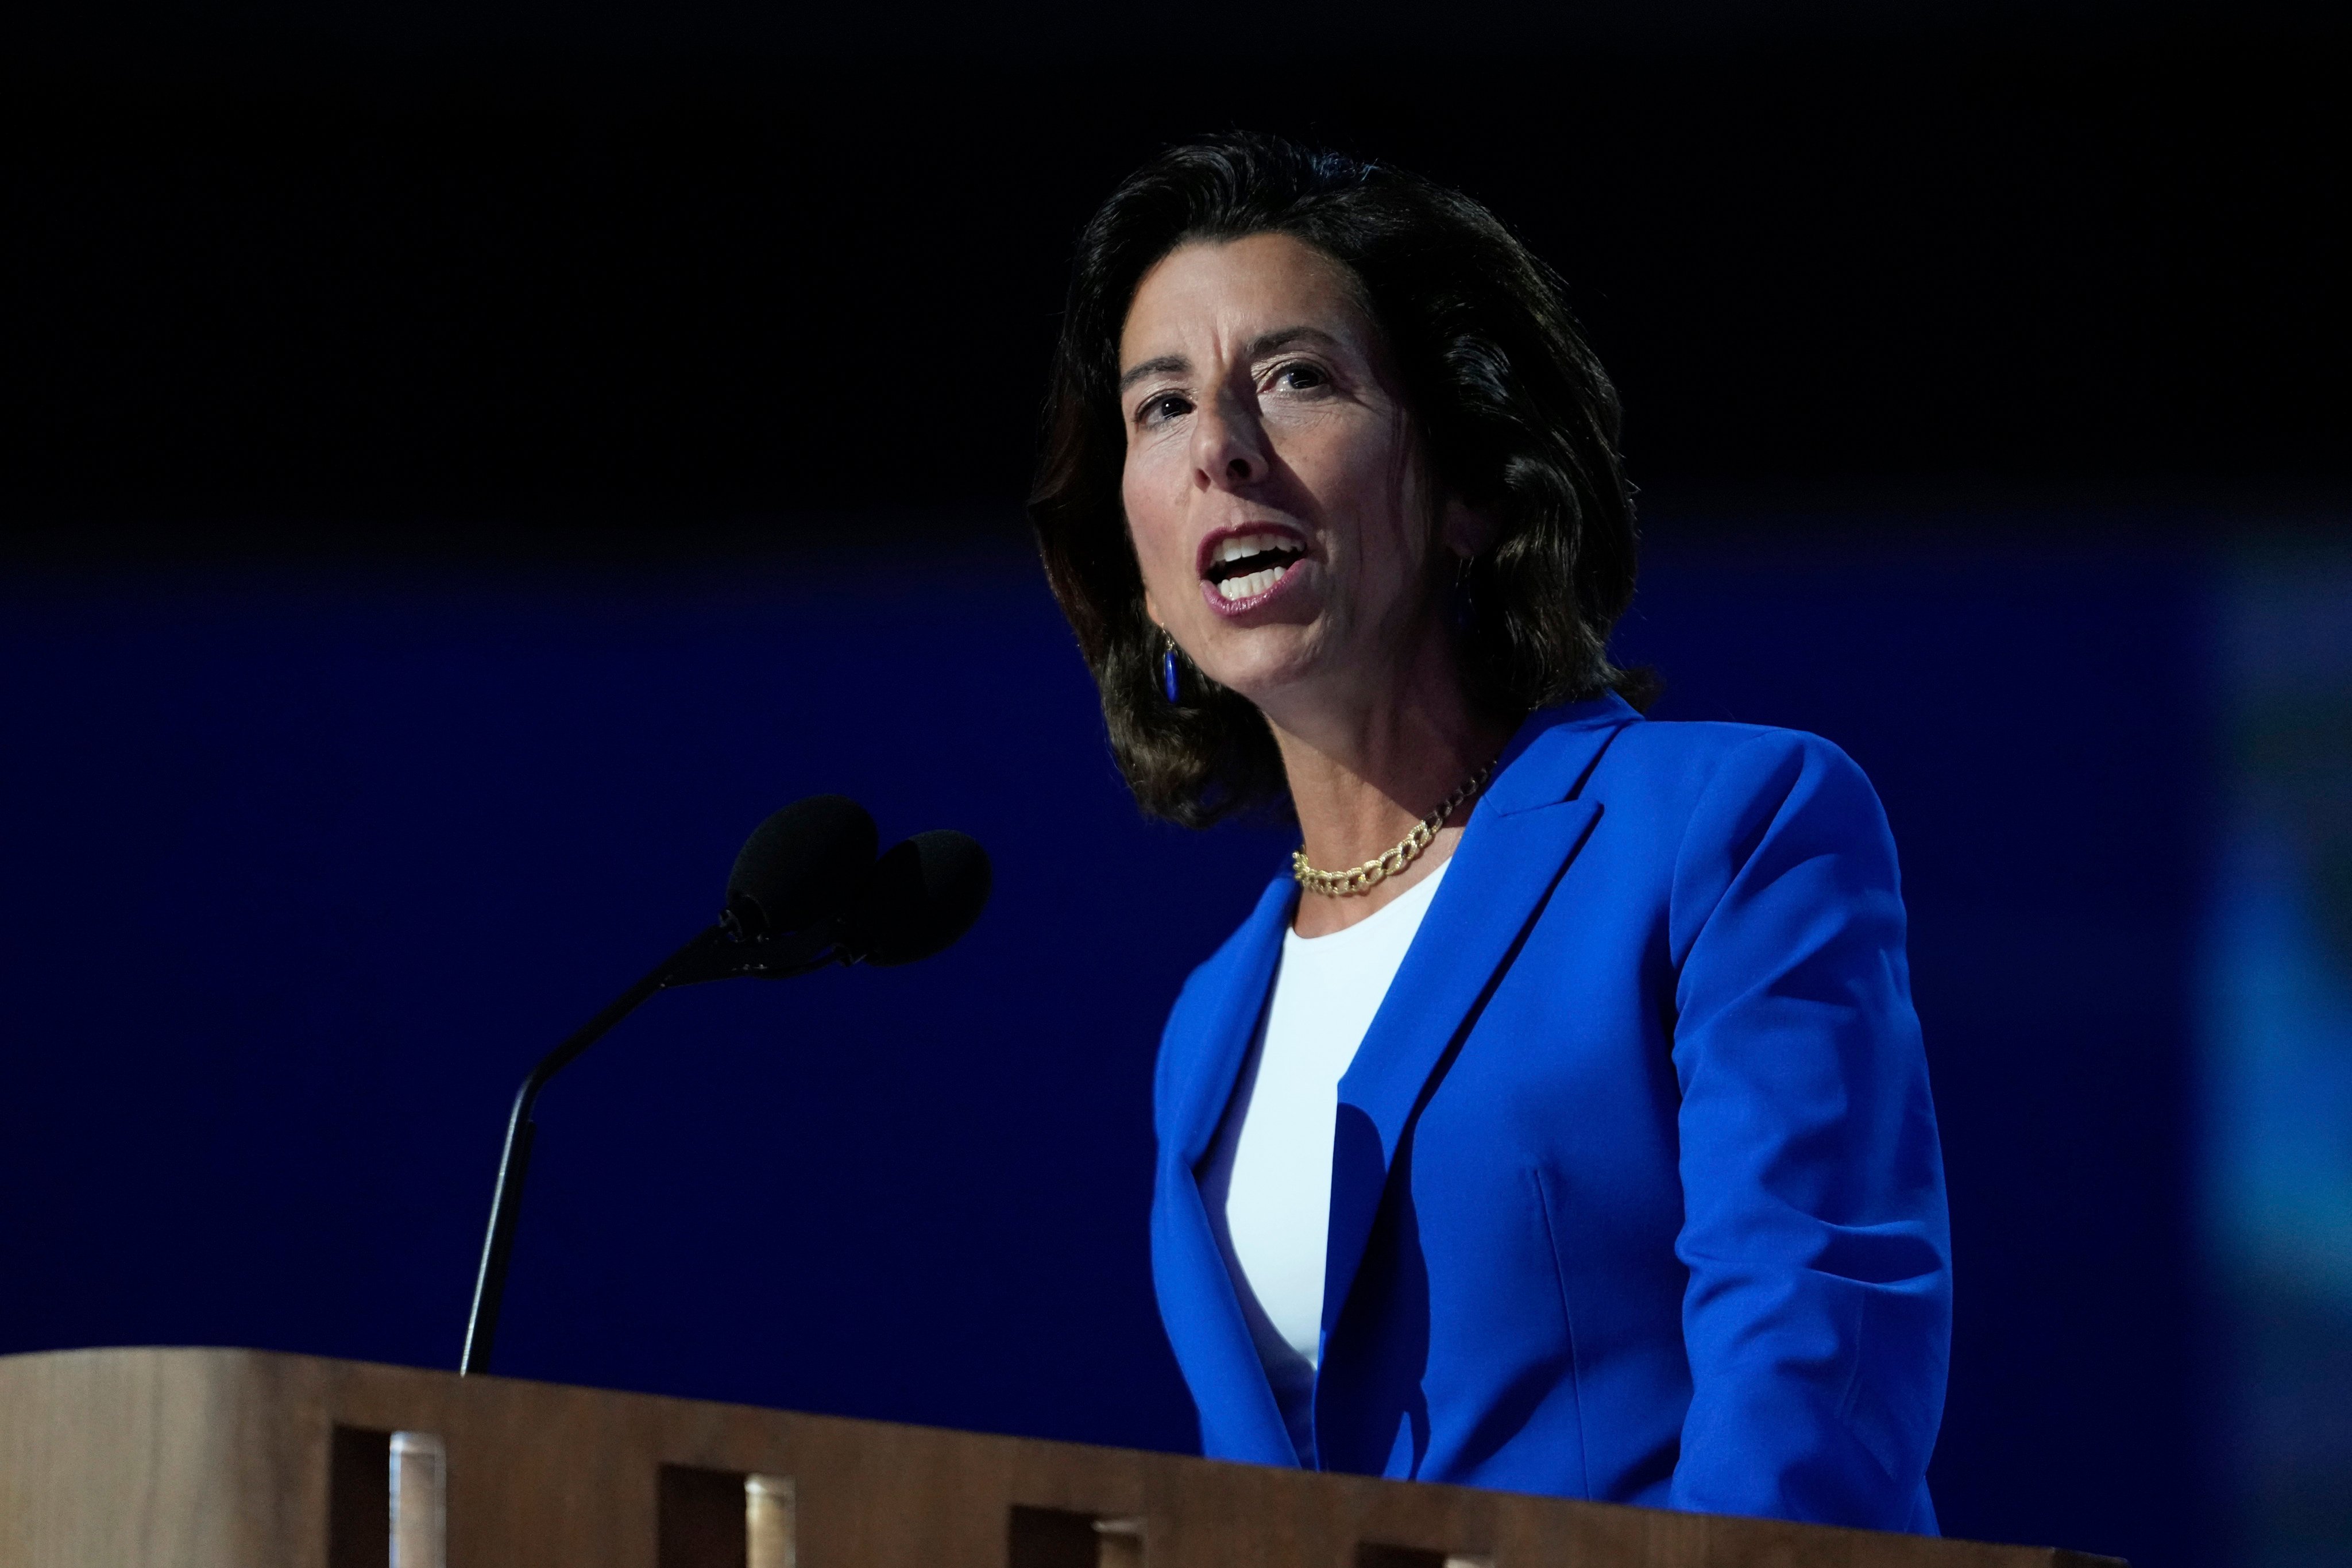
xmin=1029 ymin=134 xmax=1951 ymax=1534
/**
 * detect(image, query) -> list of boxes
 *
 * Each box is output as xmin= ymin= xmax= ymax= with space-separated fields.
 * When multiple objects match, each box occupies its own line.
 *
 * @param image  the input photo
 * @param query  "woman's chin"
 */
xmin=1194 ymin=636 xmax=1343 ymax=713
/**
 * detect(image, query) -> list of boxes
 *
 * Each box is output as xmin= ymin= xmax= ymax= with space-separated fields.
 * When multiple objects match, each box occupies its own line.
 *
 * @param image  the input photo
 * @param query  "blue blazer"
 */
xmin=1150 ymin=695 xmax=1951 ymax=1532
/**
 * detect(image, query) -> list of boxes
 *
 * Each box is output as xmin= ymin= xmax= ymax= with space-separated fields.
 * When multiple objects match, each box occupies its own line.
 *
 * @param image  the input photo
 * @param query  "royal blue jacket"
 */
xmin=1149 ymin=694 xmax=1951 ymax=1532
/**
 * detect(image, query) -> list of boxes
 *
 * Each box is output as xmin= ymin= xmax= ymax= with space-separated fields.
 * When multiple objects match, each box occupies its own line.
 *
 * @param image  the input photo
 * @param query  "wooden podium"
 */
xmin=0 ymin=1349 xmax=2117 ymax=1568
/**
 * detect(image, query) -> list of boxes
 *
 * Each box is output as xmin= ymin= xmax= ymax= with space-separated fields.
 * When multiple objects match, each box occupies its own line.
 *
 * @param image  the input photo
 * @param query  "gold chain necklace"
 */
xmin=1291 ymin=755 xmax=1501 ymax=898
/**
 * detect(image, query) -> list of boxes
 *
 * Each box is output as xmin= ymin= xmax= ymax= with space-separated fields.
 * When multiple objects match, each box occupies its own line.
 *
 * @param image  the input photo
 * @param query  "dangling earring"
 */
xmin=1450 ymin=553 xmax=1479 ymax=635
xmin=1161 ymin=630 xmax=1182 ymax=703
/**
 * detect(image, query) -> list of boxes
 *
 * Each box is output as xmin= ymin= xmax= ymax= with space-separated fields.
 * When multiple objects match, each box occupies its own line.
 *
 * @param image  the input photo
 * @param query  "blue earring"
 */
xmin=1161 ymin=633 xmax=1181 ymax=703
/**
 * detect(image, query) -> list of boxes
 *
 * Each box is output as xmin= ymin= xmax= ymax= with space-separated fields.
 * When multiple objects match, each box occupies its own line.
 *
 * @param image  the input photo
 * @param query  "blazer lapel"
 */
xmin=1167 ymin=874 xmax=1294 ymax=1169
xmin=1319 ymin=702 xmax=1632 ymax=1343
xmin=1154 ymin=874 xmax=1300 ymax=1464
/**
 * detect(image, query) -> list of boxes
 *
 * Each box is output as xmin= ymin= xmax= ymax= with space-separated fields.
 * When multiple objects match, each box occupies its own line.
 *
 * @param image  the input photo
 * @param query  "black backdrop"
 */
xmin=5 ymin=2 xmax=2345 ymax=536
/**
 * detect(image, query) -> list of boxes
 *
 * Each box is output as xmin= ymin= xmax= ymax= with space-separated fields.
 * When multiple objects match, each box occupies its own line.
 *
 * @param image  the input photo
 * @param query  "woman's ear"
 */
xmin=1142 ymin=586 xmax=1163 ymax=630
xmin=1440 ymin=495 xmax=1500 ymax=559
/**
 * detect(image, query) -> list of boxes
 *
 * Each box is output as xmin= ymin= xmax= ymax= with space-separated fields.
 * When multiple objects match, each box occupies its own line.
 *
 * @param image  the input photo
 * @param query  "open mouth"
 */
xmin=1202 ymin=531 xmax=1308 ymax=602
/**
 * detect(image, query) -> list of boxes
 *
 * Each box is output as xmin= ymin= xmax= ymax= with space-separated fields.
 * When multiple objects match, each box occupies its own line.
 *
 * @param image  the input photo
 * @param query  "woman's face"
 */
xmin=1119 ymin=233 xmax=1464 ymax=723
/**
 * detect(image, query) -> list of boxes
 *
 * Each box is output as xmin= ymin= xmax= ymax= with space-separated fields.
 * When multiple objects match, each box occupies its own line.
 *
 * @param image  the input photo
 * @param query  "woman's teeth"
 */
xmin=1212 ymin=531 xmax=1295 ymax=565
xmin=1206 ymin=531 xmax=1304 ymax=601
xmin=1217 ymin=566 xmax=1287 ymax=600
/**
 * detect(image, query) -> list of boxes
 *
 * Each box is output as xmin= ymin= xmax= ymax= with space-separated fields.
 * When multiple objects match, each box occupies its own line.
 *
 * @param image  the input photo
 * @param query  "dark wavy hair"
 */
xmin=1029 ymin=132 xmax=1646 ymax=828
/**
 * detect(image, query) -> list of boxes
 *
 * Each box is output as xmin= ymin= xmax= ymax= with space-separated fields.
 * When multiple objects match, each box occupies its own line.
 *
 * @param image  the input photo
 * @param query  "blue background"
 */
xmin=0 ymin=528 xmax=2222 ymax=1566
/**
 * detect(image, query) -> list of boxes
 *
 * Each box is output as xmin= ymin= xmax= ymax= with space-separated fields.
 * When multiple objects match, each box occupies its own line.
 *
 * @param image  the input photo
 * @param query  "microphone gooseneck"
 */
xmin=458 ymin=925 xmax=721 ymax=1376
xmin=458 ymin=798 xmax=992 ymax=1376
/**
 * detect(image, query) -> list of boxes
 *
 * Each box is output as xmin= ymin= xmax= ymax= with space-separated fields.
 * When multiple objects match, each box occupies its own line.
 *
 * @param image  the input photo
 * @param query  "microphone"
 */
xmin=725 ymin=794 xmax=878 ymax=940
xmin=837 ymin=830 xmax=992 ymax=966
xmin=458 ymin=798 xmax=991 ymax=1375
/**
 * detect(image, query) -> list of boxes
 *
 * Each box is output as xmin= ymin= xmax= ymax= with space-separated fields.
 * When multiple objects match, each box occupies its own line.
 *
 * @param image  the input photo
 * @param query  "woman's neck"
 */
xmin=1264 ymin=636 xmax=1516 ymax=939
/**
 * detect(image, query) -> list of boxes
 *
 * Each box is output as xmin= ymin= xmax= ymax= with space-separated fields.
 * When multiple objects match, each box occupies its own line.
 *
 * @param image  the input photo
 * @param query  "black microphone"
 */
xmin=459 ymin=797 xmax=989 ymax=1375
xmin=725 ymin=794 xmax=878 ymax=941
xmin=838 ymin=830 xmax=992 ymax=966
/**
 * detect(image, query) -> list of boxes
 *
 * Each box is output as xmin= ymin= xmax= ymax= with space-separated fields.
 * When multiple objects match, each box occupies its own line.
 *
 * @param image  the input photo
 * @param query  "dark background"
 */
xmin=5 ymin=0 xmax=2345 ymax=531
xmin=3 ymin=5 xmax=2347 ymax=1567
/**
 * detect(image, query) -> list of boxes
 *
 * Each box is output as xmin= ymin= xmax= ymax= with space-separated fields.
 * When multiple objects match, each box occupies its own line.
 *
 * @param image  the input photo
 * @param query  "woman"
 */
xmin=1029 ymin=133 xmax=1950 ymax=1534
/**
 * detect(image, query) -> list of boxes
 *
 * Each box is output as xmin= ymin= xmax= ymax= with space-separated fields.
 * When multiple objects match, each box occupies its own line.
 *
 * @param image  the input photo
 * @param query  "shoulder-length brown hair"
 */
xmin=1029 ymin=132 xmax=1646 ymax=829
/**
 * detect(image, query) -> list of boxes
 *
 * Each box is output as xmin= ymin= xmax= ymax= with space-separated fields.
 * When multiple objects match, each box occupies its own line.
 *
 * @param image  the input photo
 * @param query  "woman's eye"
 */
xmin=1270 ymin=362 xmax=1329 ymax=392
xmin=1139 ymin=392 xmax=1192 ymax=424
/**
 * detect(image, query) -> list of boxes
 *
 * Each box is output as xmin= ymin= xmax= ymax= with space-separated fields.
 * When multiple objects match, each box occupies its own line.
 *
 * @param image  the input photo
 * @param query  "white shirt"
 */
xmin=1197 ymin=855 xmax=1452 ymax=1461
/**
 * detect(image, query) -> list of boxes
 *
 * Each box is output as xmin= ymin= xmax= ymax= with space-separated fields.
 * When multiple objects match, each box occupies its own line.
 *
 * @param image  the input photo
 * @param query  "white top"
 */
xmin=1197 ymin=855 xmax=1452 ymax=1461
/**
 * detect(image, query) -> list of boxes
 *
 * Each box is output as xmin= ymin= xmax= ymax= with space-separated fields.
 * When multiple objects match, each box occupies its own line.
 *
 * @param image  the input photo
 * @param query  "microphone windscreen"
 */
xmin=726 ymin=795 xmax=879 ymax=937
xmin=841 ymin=830 xmax=992 ymax=966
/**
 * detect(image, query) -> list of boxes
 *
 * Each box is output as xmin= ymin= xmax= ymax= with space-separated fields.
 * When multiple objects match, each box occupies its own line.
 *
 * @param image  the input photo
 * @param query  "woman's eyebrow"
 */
xmin=1119 ymin=327 xmax=1343 ymax=393
xmin=1243 ymin=326 xmax=1342 ymax=362
xmin=1119 ymin=354 xmax=1188 ymax=393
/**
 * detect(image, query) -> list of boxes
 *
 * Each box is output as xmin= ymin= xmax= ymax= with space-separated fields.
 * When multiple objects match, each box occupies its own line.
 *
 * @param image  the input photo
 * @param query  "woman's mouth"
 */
xmin=1201 ymin=530 xmax=1309 ymax=604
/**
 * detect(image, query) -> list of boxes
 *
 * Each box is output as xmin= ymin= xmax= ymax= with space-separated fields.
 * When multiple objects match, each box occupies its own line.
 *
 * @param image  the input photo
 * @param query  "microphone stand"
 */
xmin=459 ymin=918 xmax=835 ymax=1375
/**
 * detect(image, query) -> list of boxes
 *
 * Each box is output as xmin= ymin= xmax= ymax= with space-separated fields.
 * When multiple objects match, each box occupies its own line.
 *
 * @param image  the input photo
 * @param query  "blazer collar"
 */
xmin=1158 ymin=692 xmax=1635 ymax=1172
xmin=1481 ymin=690 xmax=1640 ymax=814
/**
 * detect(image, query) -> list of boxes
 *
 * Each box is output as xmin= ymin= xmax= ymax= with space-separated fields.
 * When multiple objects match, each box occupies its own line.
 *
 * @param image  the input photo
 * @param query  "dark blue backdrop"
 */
xmin=0 ymin=530 xmax=2208 ymax=1566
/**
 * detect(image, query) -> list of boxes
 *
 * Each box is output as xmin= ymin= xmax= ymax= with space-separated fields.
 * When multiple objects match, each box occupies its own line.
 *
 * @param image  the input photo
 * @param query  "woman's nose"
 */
xmin=1192 ymin=394 xmax=1268 ymax=491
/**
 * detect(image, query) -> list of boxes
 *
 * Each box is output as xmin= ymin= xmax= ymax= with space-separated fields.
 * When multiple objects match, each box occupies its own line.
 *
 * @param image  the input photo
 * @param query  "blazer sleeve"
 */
xmin=1662 ymin=730 xmax=1951 ymax=1531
